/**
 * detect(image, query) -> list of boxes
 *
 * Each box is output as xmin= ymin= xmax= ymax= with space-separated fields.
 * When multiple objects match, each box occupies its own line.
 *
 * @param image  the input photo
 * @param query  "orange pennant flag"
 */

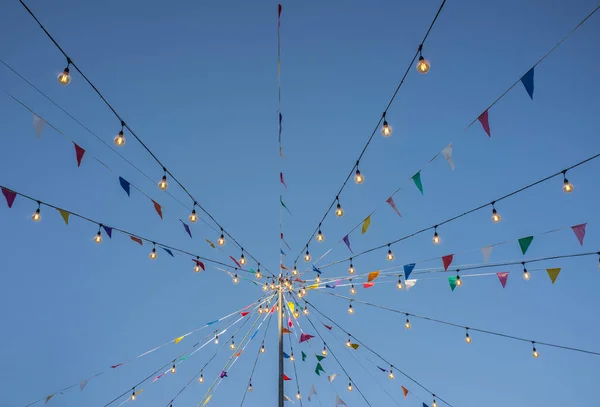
xmin=401 ymin=386 xmax=408 ymax=397
xmin=367 ymin=271 xmax=380 ymax=282
xmin=281 ymin=264 xmax=289 ymax=270
xmin=152 ymin=200 xmax=163 ymax=219
xmin=282 ymin=327 xmax=291 ymax=334
xmin=235 ymin=350 xmax=243 ymax=357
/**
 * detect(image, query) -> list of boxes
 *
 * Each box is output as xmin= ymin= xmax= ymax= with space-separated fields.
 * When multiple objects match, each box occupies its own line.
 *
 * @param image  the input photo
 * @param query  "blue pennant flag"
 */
xmin=377 ymin=366 xmax=388 ymax=372
xmin=520 ymin=67 xmax=534 ymax=99
xmin=102 ymin=225 xmax=113 ymax=238
xmin=206 ymin=320 xmax=218 ymax=326
xmin=119 ymin=176 xmax=131 ymax=197
xmin=162 ymin=247 xmax=174 ymax=257
xmin=325 ymin=284 xmax=336 ymax=289
xmin=251 ymin=329 xmax=259 ymax=340
xmin=283 ymin=352 xmax=290 ymax=359
xmin=404 ymin=263 xmax=416 ymax=280
xmin=280 ymin=248 xmax=286 ymax=256
xmin=312 ymin=265 xmax=322 ymax=275
xmin=180 ymin=220 xmax=192 ymax=238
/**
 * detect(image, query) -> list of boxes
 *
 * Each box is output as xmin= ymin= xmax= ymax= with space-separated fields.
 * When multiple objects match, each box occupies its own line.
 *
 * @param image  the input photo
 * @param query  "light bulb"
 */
xmin=158 ymin=175 xmax=168 ymax=191
xmin=304 ymin=250 xmax=311 ymax=262
xmin=381 ymin=120 xmax=392 ymax=137
xmin=248 ymin=383 xmax=253 ymax=392
xmin=303 ymin=306 xmax=309 ymax=315
xmin=230 ymin=340 xmax=235 ymax=349
xmin=270 ymin=281 xmax=276 ymax=290
xmin=396 ymin=279 xmax=403 ymax=290
xmin=171 ymin=364 xmax=176 ymax=374
xmin=260 ymin=344 xmax=265 ymax=353
xmin=432 ymin=230 xmax=440 ymax=244
xmin=465 ymin=332 xmax=472 ymax=343
xmin=149 ymin=247 xmax=157 ymax=260
xmin=263 ymin=282 xmax=269 ymax=292
xmin=456 ymin=275 xmax=462 ymax=287
xmin=405 ymin=318 xmax=411 ymax=329
xmin=335 ymin=203 xmax=344 ymax=217
xmin=258 ymin=306 xmax=263 ymax=314
xmin=348 ymin=303 xmax=354 ymax=314
xmin=563 ymin=178 xmax=573 ymax=193
xmin=294 ymin=310 xmax=300 ymax=318
xmin=57 ymin=66 xmax=71 ymax=85
xmin=316 ymin=230 xmax=325 ymax=242
xmin=388 ymin=370 xmax=394 ymax=380
xmin=532 ymin=345 xmax=539 ymax=358
xmin=292 ymin=265 xmax=298 ymax=276
xmin=350 ymin=285 xmax=356 ymax=295
xmin=239 ymin=254 xmax=246 ymax=265
xmin=301 ymin=287 xmax=307 ymax=296
xmin=346 ymin=337 xmax=352 ymax=347
xmin=348 ymin=382 xmax=353 ymax=392
xmin=256 ymin=269 xmax=262 ymax=279
xmin=315 ymin=274 xmax=321 ymax=284
xmin=348 ymin=263 xmax=355 ymax=275
xmin=491 ymin=208 xmax=501 ymax=223
xmin=523 ymin=267 xmax=530 ymax=281
xmin=94 ymin=231 xmax=102 ymax=244
xmin=214 ymin=335 xmax=219 ymax=344
xmin=194 ymin=261 xmax=201 ymax=272
xmin=131 ymin=391 xmax=136 ymax=401
xmin=354 ymin=169 xmax=364 ymax=184
xmin=296 ymin=391 xmax=301 ymax=399
xmin=432 ymin=399 xmax=438 ymax=407
xmin=290 ymin=353 xmax=295 ymax=361
xmin=199 ymin=374 xmax=204 ymax=383
xmin=218 ymin=233 xmax=226 ymax=246
xmin=233 ymin=274 xmax=239 ymax=284
xmin=387 ymin=248 xmax=394 ymax=261
xmin=32 ymin=207 xmax=41 ymax=222
xmin=189 ymin=209 xmax=198 ymax=223
xmin=322 ymin=346 xmax=327 ymax=356
xmin=114 ymin=129 xmax=126 ymax=146
xmin=416 ymin=56 xmax=431 ymax=74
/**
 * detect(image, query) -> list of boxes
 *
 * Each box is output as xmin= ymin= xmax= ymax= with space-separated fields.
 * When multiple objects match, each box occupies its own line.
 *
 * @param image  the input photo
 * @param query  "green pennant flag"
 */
xmin=315 ymin=362 xmax=325 ymax=376
xmin=412 ymin=171 xmax=423 ymax=195
xmin=280 ymin=195 xmax=292 ymax=215
xmin=179 ymin=356 xmax=189 ymax=361
xmin=315 ymin=355 xmax=326 ymax=361
xmin=518 ymin=236 xmax=534 ymax=255
xmin=58 ymin=208 xmax=70 ymax=225
xmin=249 ymin=269 xmax=256 ymax=274
xmin=301 ymin=351 xmax=307 ymax=362
xmin=448 ymin=276 xmax=457 ymax=291
xmin=546 ymin=268 xmax=561 ymax=284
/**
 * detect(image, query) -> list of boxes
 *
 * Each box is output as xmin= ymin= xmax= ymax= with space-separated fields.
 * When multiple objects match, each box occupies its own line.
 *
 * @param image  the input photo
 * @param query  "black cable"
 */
xmin=293 ymin=0 xmax=448 ymax=264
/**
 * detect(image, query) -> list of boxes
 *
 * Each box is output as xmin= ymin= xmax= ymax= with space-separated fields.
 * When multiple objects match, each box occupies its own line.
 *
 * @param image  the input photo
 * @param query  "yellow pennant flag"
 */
xmin=203 ymin=394 xmax=212 ymax=405
xmin=350 ymin=343 xmax=359 ymax=350
xmin=134 ymin=389 xmax=143 ymax=396
xmin=287 ymin=302 xmax=295 ymax=314
xmin=205 ymin=239 xmax=216 ymax=248
xmin=174 ymin=336 xmax=185 ymax=344
xmin=58 ymin=209 xmax=70 ymax=225
xmin=361 ymin=215 xmax=371 ymax=234
xmin=546 ymin=268 xmax=561 ymax=284
xmin=368 ymin=271 xmax=380 ymax=282
xmin=45 ymin=394 xmax=54 ymax=404
xmin=307 ymin=284 xmax=319 ymax=290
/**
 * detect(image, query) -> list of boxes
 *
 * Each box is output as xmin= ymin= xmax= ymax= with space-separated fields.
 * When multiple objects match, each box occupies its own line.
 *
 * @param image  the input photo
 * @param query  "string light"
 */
xmin=348 ymin=260 xmax=355 ymax=275
xmin=258 ymin=305 xmax=263 ymax=314
xmin=386 ymin=245 xmax=395 ymax=261
xmin=171 ymin=364 xmax=176 ymax=374
xmin=131 ymin=389 xmax=136 ymax=401
xmin=316 ymin=228 xmax=325 ymax=242
xmin=304 ymin=250 xmax=311 ymax=262
xmin=522 ymin=262 xmax=530 ymax=281
xmin=255 ymin=267 xmax=262 ymax=279
xmin=432 ymin=226 xmax=440 ymax=244
xmin=263 ymin=282 xmax=269 ymax=292
xmin=199 ymin=373 xmax=204 ymax=383
xmin=405 ymin=315 xmax=411 ymax=329
xmin=350 ymin=284 xmax=356 ymax=295
xmin=348 ymin=302 xmax=354 ymax=314
xmin=292 ymin=265 xmax=298 ymax=276
xmin=290 ymin=352 xmax=295 ymax=361
xmin=315 ymin=274 xmax=321 ymax=284
xmin=396 ymin=278 xmax=403 ymax=290
xmin=149 ymin=244 xmax=157 ymax=260
xmin=346 ymin=335 xmax=352 ymax=347
xmin=465 ymin=328 xmax=472 ymax=344
xmin=562 ymin=170 xmax=574 ymax=193
xmin=293 ymin=309 xmax=300 ymax=318
xmin=194 ymin=257 xmax=201 ymax=272
xmin=348 ymin=381 xmax=353 ymax=392
xmin=432 ymin=397 xmax=438 ymax=407
xmin=214 ymin=333 xmax=219 ymax=345
xmin=217 ymin=229 xmax=226 ymax=246
xmin=158 ymin=168 xmax=169 ymax=191
xmin=239 ymin=250 xmax=246 ymax=265
xmin=416 ymin=44 xmax=431 ymax=73
xmin=296 ymin=391 xmax=301 ymax=399
xmin=94 ymin=225 xmax=103 ymax=244
xmin=322 ymin=345 xmax=328 ymax=356
xmin=354 ymin=161 xmax=364 ymax=184
xmin=232 ymin=274 xmax=239 ymax=284
xmin=248 ymin=383 xmax=253 ymax=392
xmin=303 ymin=306 xmax=309 ymax=315
xmin=532 ymin=342 xmax=539 ymax=358
xmin=57 ymin=61 xmax=71 ymax=85
xmin=260 ymin=342 xmax=266 ymax=353
xmin=381 ymin=112 xmax=392 ymax=137
xmin=388 ymin=368 xmax=395 ymax=380
xmin=189 ymin=205 xmax=198 ymax=223
xmin=230 ymin=337 xmax=236 ymax=349
xmin=270 ymin=280 xmax=276 ymax=290
xmin=335 ymin=197 xmax=344 ymax=217
xmin=455 ymin=273 xmax=462 ymax=287
xmin=301 ymin=287 xmax=307 ymax=296
xmin=32 ymin=202 xmax=41 ymax=222
xmin=114 ymin=121 xmax=126 ymax=146
xmin=491 ymin=202 xmax=501 ymax=223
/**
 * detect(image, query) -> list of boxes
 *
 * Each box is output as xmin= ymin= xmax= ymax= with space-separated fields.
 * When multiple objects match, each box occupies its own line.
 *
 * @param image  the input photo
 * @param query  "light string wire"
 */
xmin=0 ymin=184 xmax=261 ymax=275
xmin=320 ymin=151 xmax=600 ymax=268
xmin=292 ymin=0 xmax=448 ymax=264
xmin=299 ymin=296 xmax=455 ymax=407
xmin=16 ymin=0 xmax=274 ymax=277
xmin=286 ymin=309 xmax=304 ymax=406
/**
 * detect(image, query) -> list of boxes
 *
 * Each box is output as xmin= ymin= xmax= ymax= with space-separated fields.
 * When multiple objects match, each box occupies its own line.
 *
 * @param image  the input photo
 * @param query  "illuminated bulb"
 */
xmin=348 ymin=262 xmax=355 ymax=275
xmin=388 ymin=369 xmax=394 ymax=380
xmin=316 ymin=229 xmax=325 ymax=242
xmin=218 ymin=233 xmax=226 ymax=246
xmin=346 ymin=337 xmax=352 ymax=347
xmin=532 ymin=344 xmax=539 ymax=358
xmin=290 ymin=353 xmax=295 ymax=361
xmin=322 ymin=346 xmax=328 ymax=356
xmin=57 ymin=66 xmax=71 ymax=85
xmin=405 ymin=318 xmax=411 ymax=329
xmin=292 ymin=265 xmax=298 ymax=276
xmin=189 ymin=209 xmax=198 ymax=223
xmin=94 ymin=230 xmax=102 ymax=244
xmin=258 ymin=306 xmax=263 ymax=314
xmin=214 ymin=335 xmax=219 ymax=345
xmin=256 ymin=269 xmax=262 ymax=279
xmin=248 ymin=383 xmax=253 ymax=392
xmin=416 ymin=56 xmax=431 ymax=74
xmin=354 ymin=169 xmax=364 ymax=184
xmin=158 ymin=175 xmax=168 ymax=191
xmin=303 ymin=306 xmax=309 ymax=315
xmin=432 ymin=399 xmax=438 ymax=407
xmin=114 ymin=130 xmax=126 ymax=146
xmin=315 ymin=274 xmax=321 ymax=284
xmin=230 ymin=339 xmax=235 ymax=349
xmin=270 ymin=281 xmax=276 ymax=290
xmin=491 ymin=207 xmax=501 ymax=223
xmin=386 ymin=248 xmax=394 ymax=261
xmin=171 ymin=364 xmax=176 ymax=374
xmin=563 ymin=174 xmax=573 ymax=193
xmin=233 ymin=274 xmax=239 ymax=284
xmin=239 ymin=253 xmax=246 ymax=265
xmin=396 ymin=279 xmax=403 ymax=290
xmin=149 ymin=247 xmax=157 ymax=260
xmin=263 ymin=282 xmax=269 ymax=292
xmin=296 ymin=391 xmax=301 ymax=400
xmin=348 ymin=382 xmax=353 ymax=392
xmin=350 ymin=285 xmax=356 ymax=295
xmin=381 ymin=120 xmax=392 ymax=137
xmin=304 ymin=250 xmax=311 ymax=262
xmin=335 ymin=203 xmax=344 ymax=217
xmin=260 ymin=344 xmax=265 ymax=353
xmin=131 ymin=391 xmax=136 ymax=401
xmin=432 ymin=230 xmax=440 ymax=244
xmin=194 ymin=262 xmax=201 ymax=272
xmin=301 ymin=287 xmax=307 ymax=296
xmin=523 ymin=267 xmax=530 ymax=281
xmin=348 ymin=303 xmax=354 ymax=314
xmin=456 ymin=275 xmax=462 ymax=287
xmin=293 ymin=310 xmax=300 ymax=318
xmin=199 ymin=373 xmax=204 ymax=383
xmin=465 ymin=331 xmax=472 ymax=344
xmin=32 ymin=207 xmax=41 ymax=222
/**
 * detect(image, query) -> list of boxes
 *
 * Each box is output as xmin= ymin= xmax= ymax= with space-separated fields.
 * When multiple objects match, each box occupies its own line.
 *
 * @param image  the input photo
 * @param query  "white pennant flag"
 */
xmin=405 ymin=279 xmax=417 ymax=290
xmin=308 ymin=384 xmax=317 ymax=401
xmin=335 ymin=395 xmax=347 ymax=406
xmin=481 ymin=245 xmax=494 ymax=263
xmin=33 ymin=113 xmax=46 ymax=138
xmin=328 ymin=374 xmax=337 ymax=382
xmin=284 ymin=394 xmax=295 ymax=403
xmin=441 ymin=143 xmax=454 ymax=171
xmin=80 ymin=379 xmax=88 ymax=391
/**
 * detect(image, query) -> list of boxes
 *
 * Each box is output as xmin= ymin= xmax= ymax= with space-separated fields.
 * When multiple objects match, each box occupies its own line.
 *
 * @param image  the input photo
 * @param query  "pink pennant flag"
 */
xmin=288 ymin=317 xmax=293 ymax=328
xmin=478 ymin=110 xmax=491 ymax=137
xmin=230 ymin=256 xmax=242 ymax=268
xmin=299 ymin=333 xmax=314 ymax=343
xmin=280 ymin=172 xmax=287 ymax=188
xmin=152 ymin=200 xmax=163 ymax=219
xmin=385 ymin=196 xmax=402 ymax=217
xmin=442 ymin=254 xmax=454 ymax=271
xmin=323 ymin=324 xmax=332 ymax=330
xmin=79 ymin=379 xmax=88 ymax=391
xmin=130 ymin=236 xmax=143 ymax=245
xmin=193 ymin=259 xmax=205 ymax=271
xmin=1 ymin=187 xmax=17 ymax=208
xmin=497 ymin=272 xmax=509 ymax=288
xmin=363 ymin=282 xmax=374 ymax=289
xmin=571 ymin=223 xmax=587 ymax=246
xmin=73 ymin=142 xmax=85 ymax=167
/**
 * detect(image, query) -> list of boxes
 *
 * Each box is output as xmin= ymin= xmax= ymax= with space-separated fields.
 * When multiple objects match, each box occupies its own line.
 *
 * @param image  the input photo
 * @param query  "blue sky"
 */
xmin=1 ymin=0 xmax=600 ymax=406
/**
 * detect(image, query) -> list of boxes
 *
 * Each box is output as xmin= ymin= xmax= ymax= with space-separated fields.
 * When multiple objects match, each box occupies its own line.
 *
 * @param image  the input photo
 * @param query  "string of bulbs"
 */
xmin=293 ymin=0 xmax=447 ymax=265
xmin=17 ymin=0 xmax=273 ymax=278
xmin=318 ymin=151 xmax=600 ymax=269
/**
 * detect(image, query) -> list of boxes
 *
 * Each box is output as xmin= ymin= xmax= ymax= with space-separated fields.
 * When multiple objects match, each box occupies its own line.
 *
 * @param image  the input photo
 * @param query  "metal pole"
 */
xmin=278 ymin=282 xmax=284 ymax=407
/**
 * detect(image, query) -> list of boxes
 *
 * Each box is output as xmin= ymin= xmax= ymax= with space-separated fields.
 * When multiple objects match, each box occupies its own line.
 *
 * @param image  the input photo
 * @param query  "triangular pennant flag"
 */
xmin=206 ymin=320 xmax=218 ymax=326
xmin=312 ymin=265 xmax=322 ymax=274
xmin=325 ymin=284 xmax=336 ymax=289
xmin=287 ymin=302 xmax=295 ymax=314
xmin=118 ymin=177 xmax=131 ymax=197
xmin=152 ymin=200 xmax=163 ymax=219
xmin=442 ymin=254 xmax=454 ymax=271
xmin=363 ymin=282 xmax=374 ymax=289
xmin=328 ymin=374 xmax=337 ymax=382
xmin=401 ymin=386 xmax=408 ymax=398
xmin=283 ymin=327 xmax=291 ymax=334
xmin=280 ymin=195 xmax=292 ymax=215
xmin=361 ymin=215 xmax=372 ymax=234
xmin=546 ymin=268 xmax=561 ymax=284
xmin=283 ymin=374 xmax=292 ymax=381
xmin=368 ymin=270 xmax=380 ymax=282
xmin=405 ymin=279 xmax=417 ymax=289
xmin=288 ymin=317 xmax=293 ymax=328
xmin=315 ymin=355 xmax=326 ymax=362
xmin=385 ymin=196 xmax=402 ymax=217
xmin=300 ymin=333 xmax=314 ymax=343
xmin=80 ymin=379 xmax=88 ymax=391
xmin=230 ymin=256 xmax=242 ymax=268
xmin=323 ymin=324 xmax=332 ymax=330
xmin=283 ymin=352 xmax=290 ymax=359
xmin=98 ymin=226 xmax=111 ymax=239
xmin=308 ymin=384 xmax=317 ymax=402
xmin=162 ymin=248 xmax=174 ymax=257
xmin=518 ymin=236 xmax=534 ymax=255
xmin=448 ymin=276 xmax=457 ymax=291
xmin=520 ymin=67 xmax=534 ymax=99
xmin=110 ymin=363 xmax=123 ymax=369
xmin=350 ymin=343 xmax=359 ymax=350
xmin=220 ymin=371 xmax=228 ymax=378
xmin=307 ymin=284 xmax=319 ymax=290
xmin=478 ymin=109 xmax=491 ymax=137
xmin=193 ymin=259 xmax=205 ymax=271
xmin=281 ymin=248 xmax=287 ymax=256
xmin=342 ymin=234 xmax=353 ymax=253
xmin=571 ymin=223 xmax=587 ymax=246
xmin=241 ymin=311 xmax=249 ymax=317
xmin=284 ymin=395 xmax=293 ymax=403
xmin=481 ymin=246 xmax=494 ymax=263
xmin=203 ymin=395 xmax=212 ymax=406
xmin=423 ymin=404 xmax=429 ymax=407
xmin=403 ymin=263 xmax=415 ymax=280
xmin=281 ymin=263 xmax=289 ymax=270
xmin=280 ymin=172 xmax=287 ymax=188
xmin=235 ymin=350 xmax=242 ymax=357
xmin=335 ymin=395 xmax=347 ymax=406
xmin=315 ymin=362 xmax=325 ymax=376
xmin=377 ymin=366 xmax=388 ymax=372
xmin=1 ymin=188 xmax=17 ymax=208
xmin=180 ymin=220 xmax=192 ymax=238
xmin=58 ymin=209 xmax=70 ymax=225
xmin=130 ymin=236 xmax=143 ymax=245
xmin=441 ymin=143 xmax=455 ymax=171
xmin=412 ymin=171 xmax=423 ymax=194
xmin=174 ymin=336 xmax=184 ymax=344
xmin=497 ymin=272 xmax=509 ymax=288
xmin=73 ymin=142 xmax=86 ymax=167
xmin=45 ymin=394 xmax=54 ymax=404
xmin=205 ymin=239 xmax=216 ymax=248
xmin=301 ymin=351 xmax=307 ymax=361
xmin=33 ymin=114 xmax=46 ymax=138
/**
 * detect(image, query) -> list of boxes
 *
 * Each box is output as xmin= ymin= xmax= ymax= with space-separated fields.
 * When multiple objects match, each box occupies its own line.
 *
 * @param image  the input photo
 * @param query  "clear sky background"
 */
xmin=1 ymin=0 xmax=599 ymax=406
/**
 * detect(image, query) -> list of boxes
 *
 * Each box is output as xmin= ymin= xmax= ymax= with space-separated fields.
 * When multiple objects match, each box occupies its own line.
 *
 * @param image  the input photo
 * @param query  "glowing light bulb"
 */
xmin=256 ymin=269 xmax=262 ymax=279
xmin=248 ymin=383 xmax=253 ymax=392
xmin=189 ymin=209 xmax=198 ymax=223
xmin=304 ymin=250 xmax=311 ymax=262
xmin=296 ymin=391 xmax=301 ymax=399
xmin=57 ymin=66 xmax=71 ymax=85
xmin=239 ymin=254 xmax=246 ymax=265
xmin=232 ymin=274 xmax=239 ymax=284
xmin=131 ymin=391 xmax=136 ymax=401
xmin=491 ymin=207 xmax=501 ymax=223
xmin=348 ymin=382 xmax=353 ymax=392
xmin=303 ymin=306 xmax=309 ymax=315
xmin=158 ymin=175 xmax=168 ymax=191
xmin=563 ymin=173 xmax=573 ymax=193
xmin=301 ymin=287 xmax=307 ymax=296
xmin=348 ymin=263 xmax=355 ymax=275
xmin=218 ymin=233 xmax=226 ymax=246
xmin=354 ymin=169 xmax=364 ymax=184
xmin=396 ymin=279 xmax=403 ymax=290
xmin=388 ymin=370 xmax=394 ymax=380
xmin=315 ymin=274 xmax=321 ymax=284
xmin=335 ymin=203 xmax=344 ymax=217
xmin=416 ymin=56 xmax=431 ymax=74
xmin=350 ymin=285 xmax=356 ymax=295
xmin=405 ymin=318 xmax=411 ymax=329
xmin=214 ymin=335 xmax=219 ymax=344
xmin=348 ymin=303 xmax=354 ymax=314
xmin=194 ymin=262 xmax=201 ymax=272
xmin=230 ymin=340 xmax=235 ymax=349
xmin=386 ymin=248 xmax=394 ymax=261
xmin=465 ymin=332 xmax=472 ymax=344
xmin=532 ymin=344 xmax=539 ymax=358
xmin=316 ymin=230 xmax=325 ymax=242
xmin=199 ymin=374 xmax=204 ymax=383
xmin=290 ymin=353 xmax=295 ymax=361
xmin=171 ymin=364 xmax=176 ymax=374
xmin=260 ymin=344 xmax=265 ymax=353
xmin=32 ymin=207 xmax=41 ymax=222
xmin=149 ymin=247 xmax=157 ymax=260
xmin=114 ymin=129 xmax=126 ymax=146
xmin=432 ymin=399 xmax=438 ymax=407
xmin=293 ymin=310 xmax=300 ymax=318
xmin=270 ymin=281 xmax=276 ymax=290
xmin=456 ymin=275 xmax=462 ymax=287
xmin=381 ymin=120 xmax=392 ymax=137
xmin=258 ymin=306 xmax=263 ymax=314
xmin=432 ymin=230 xmax=440 ymax=244
xmin=292 ymin=265 xmax=298 ymax=276
xmin=523 ymin=267 xmax=530 ymax=281
xmin=322 ymin=346 xmax=328 ymax=356
xmin=94 ymin=230 xmax=102 ymax=244
xmin=263 ymin=282 xmax=269 ymax=292
xmin=346 ymin=337 xmax=352 ymax=347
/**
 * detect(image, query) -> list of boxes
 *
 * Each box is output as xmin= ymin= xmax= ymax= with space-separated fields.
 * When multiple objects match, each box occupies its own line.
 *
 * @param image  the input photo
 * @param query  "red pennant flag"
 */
xmin=283 ymin=374 xmax=291 ymax=381
xmin=111 ymin=363 xmax=123 ymax=369
xmin=283 ymin=327 xmax=291 ymax=334
xmin=401 ymin=386 xmax=408 ymax=397
xmin=478 ymin=110 xmax=491 ymax=137
xmin=130 ymin=236 xmax=143 ymax=245
xmin=571 ymin=223 xmax=587 ymax=246
xmin=295 ymin=277 xmax=306 ymax=283
xmin=193 ymin=259 xmax=205 ymax=271
xmin=442 ymin=254 xmax=454 ymax=271
xmin=230 ymin=256 xmax=242 ymax=268
xmin=280 ymin=172 xmax=287 ymax=188
xmin=73 ymin=142 xmax=85 ymax=167
xmin=152 ymin=200 xmax=163 ymax=219
xmin=323 ymin=324 xmax=332 ymax=330
xmin=281 ymin=263 xmax=289 ymax=270
xmin=1 ymin=187 xmax=17 ymax=208
xmin=241 ymin=312 xmax=249 ymax=317
xmin=299 ymin=333 xmax=314 ymax=343
xmin=497 ymin=272 xmax=509 ymax=288
xmin=270 ymin=305 xmax=276 ymax=313
xmin=288 ymin=317 xmax=293 ymax=328
xmin=363 ymin=282 xmax=374 ymax=289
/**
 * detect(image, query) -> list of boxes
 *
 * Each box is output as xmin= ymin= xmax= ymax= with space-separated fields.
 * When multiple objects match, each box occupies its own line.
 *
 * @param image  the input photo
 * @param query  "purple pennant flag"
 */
xmin=497 ymin=272 xmax=509 ymax=288
xmin=571 ymin=223 xmax=587 ymax=246
xmin=180 ymin=220 xmax=192 ymax=238
xmin=385 ymin=196 xmax=402 ymax=217
xmin=342 ymin=234 xmax=353 ymax=253
xmin=162 ymin=247 xmax=174 ymax=257
xmin=102 ymin=225 xmax=113 ymax=238
xmin=220 ymin=371 xmax=228 ymax=378
xmin=2 ymin=187 xmax=17 ymax=208
xmin=118 ymin=177 xmax=131 ymax=197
